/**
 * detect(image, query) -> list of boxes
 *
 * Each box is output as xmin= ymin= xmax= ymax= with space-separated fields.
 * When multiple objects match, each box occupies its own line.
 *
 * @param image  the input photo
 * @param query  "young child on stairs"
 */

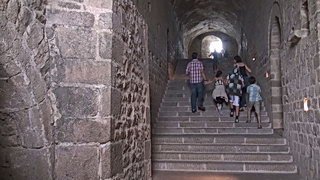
xmin=205 ymin=70 xmax=228 ymax=112
xmin=246 ymin=76 xmax=263 ymax=129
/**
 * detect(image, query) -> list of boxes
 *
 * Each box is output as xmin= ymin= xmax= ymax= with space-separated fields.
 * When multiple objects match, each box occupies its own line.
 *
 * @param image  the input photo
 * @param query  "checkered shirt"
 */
xmin=186 ymin=59 xmax=204 ymax=83
xmin=247 ymin=84 xmax=262 ymax=102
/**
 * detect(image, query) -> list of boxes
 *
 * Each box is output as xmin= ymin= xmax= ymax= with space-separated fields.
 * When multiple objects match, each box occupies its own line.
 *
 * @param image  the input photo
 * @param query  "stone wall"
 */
xmin=45 ymin=0 xmax=116 ymax=179
xmin=112 ymin=0 xmax=151 ymax=179
xmin=0 ymin=0 xmax=53 ymax=179
xmin=243 ymin=0 xmax=320 ymax=179
xmin=133 ymin=0 xmax=184 ymax=122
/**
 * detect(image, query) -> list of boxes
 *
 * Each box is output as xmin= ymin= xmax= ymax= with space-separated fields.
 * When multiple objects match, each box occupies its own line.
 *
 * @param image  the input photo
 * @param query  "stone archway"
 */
xmin=269 ymin=2 xmax=283 ymax=129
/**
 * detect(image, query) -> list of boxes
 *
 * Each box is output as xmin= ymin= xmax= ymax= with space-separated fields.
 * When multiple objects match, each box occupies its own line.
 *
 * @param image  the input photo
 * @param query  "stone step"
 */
xmin=159 ymin=107 xmax=267 ymax=114
xmin=153 ymin=161 xmax=297 ymax=174
xmin=153 ymin=153 xmax=293 ymax=163
xmin=153 ymin=127 xmax=273 ymax=135
xmin=152 ymin=136 xmax=287 ymax=145
xmin=153 ymin=121 xmax=271 ymax=128
xmin=152 ymin=144 xmax=290 ymax=154
xmin=158 ymin=115 xmax=270 ymax=122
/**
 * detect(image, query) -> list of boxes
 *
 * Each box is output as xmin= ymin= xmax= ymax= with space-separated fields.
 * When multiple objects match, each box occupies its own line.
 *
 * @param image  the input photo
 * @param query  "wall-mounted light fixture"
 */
xmin=252 ymin=57 xmax=256 ymax=61
xmin=265 ymin=72 xmax=269 ymax=78
xmin=304 ymin=97 xmax=309 ymax=112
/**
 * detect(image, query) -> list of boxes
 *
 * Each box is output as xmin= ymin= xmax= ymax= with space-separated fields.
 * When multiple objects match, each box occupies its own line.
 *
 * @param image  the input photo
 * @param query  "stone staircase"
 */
xmin=152 ymin=59 xmax=297 ymax=174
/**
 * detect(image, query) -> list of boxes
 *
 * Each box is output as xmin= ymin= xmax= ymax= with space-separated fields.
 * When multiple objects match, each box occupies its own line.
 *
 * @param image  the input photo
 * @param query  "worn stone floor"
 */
xmin=153 ymin=172 xmax=303 ymax=180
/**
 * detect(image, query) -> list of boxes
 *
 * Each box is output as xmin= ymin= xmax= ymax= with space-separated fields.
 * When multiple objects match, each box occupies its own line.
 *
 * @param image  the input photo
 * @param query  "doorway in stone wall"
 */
xmin=269 ymin=15 xmax=283 ymax=129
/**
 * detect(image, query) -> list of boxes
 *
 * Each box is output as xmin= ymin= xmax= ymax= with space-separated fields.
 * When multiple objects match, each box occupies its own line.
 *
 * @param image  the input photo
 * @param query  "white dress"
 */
xmin=212 ymin=79 xmax=229 ymax=101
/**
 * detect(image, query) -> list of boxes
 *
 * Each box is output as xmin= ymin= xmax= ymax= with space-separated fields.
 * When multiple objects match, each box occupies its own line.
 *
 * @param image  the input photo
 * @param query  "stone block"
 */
xmin=27 ymin=22 xmax=45 ymax=50
xmin=39 ymin=98 xmax=54 ymax=144
xmin=206 ymin=163 xmax=243 ymax=171
xmin=112 ymin=36 xmax=124 ymax=64
xmin=259 ymin=146 xmax=289 ymax=153
xmin=100 ymin=142 xmax=123 ymax=179
xmin=180 ymin=122 xmax=205 ymax=128
xmin=56 ymin=26 xmax=96 ymax=59
xmin=58 ymin=1 xmax=82 ymax=9
xmin=25 ymin=63 xmax=47 ymax=103
xmin=12 ymin=107 xmax=46 ymax=148
xmin=0 ymin=79 xmax=31 ymax=109
xmin=245 ymin=163 xmax=297 ymax=173
xmin=0 ymin=148 xmax=52 ymax=180
xmin=145 ymin=140 xmax=151 ymax=159
xmin=98 ymin=13 xmax=112 ymax=29
xmin=160 ymin=107 xmax=189 ymax=112
xmin=154 ymin=122 xmax=179 ymax=128
xmin=183 ymin=137 xmax=213 ymax=144
xmin=56 ymin=118 xmax=112 ymax=143
xmin=166 ymin=162 xmax=204 ymax=170
xmin=215 ymin=137 xmax=244 ymax=144
xmin=314 ymin=54 xmax=319 ymax=69
xmin=47 ymin=9 xmax=94 ymax=27
xmin=99 ymin=32 xmax=112 ymax=59
xmin=159 ymin=111 xmax=178 ymax=117
xmin=178 ymin=112 xmax=200 ymax=117
xmin=54 ymin=87 xmax=98 ymax=117
xmin=59 ymin=60 xmax=112 ymax=85
xmin=191 ymin=117 xmax=219 ymax=121
xmin=17 ymin=7 xmax=33 ymax=34
xmin=101 ymin=88 xmax=122 ymax=117
xmin=85 ymin=0 xmax=112 ymax=9
xmin=55 ymin=145 xmax=99 ymax=180
xmin=153 ymin=153 xmax=179 ymax=160
xmin=246 ymin=138 xmax=286 ymax=145
xmin=152 ymin=137 xmax=183 ymax=144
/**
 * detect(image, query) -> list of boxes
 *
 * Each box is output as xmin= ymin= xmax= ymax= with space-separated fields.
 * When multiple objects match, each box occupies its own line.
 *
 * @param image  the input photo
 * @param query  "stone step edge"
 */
xmin=152 ymin=159 xmax=293 ymax=164
xmin=152 ymin=132 xmax=274 ymax=136
xmin=158 ymin=114 xmax=269 ymax=118
xmin=152 ymin=168 xmax=298 ymax=174
xmin=153 ymin=152 xmax=293 ymax=156
xmin=153 ymin=126 xmax=272 ymax=129
xmin=152 ymin=143 xmax=288 ymax=147
xmin=152 ymin=142 xmax=287 ymax=146
xmin=152 ymin=151 xmax=292 ymax=155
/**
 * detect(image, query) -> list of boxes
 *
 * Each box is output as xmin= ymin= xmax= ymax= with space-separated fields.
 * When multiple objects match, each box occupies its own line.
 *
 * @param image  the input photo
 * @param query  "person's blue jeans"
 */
xmin=190 ymin=83 xmax=204 ymax=111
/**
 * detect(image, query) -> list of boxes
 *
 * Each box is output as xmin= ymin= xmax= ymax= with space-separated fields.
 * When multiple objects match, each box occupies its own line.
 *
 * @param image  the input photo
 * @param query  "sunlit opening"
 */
xmin=209 ymin=39 xmax=223 ymax=53
xmin=201 ymin=35 xmax=224 ymax=58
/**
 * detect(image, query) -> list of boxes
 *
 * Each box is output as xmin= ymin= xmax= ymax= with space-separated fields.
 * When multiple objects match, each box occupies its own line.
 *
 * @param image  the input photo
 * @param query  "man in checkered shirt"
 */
xmin=186 ymin=52 xmax=207 ymax=113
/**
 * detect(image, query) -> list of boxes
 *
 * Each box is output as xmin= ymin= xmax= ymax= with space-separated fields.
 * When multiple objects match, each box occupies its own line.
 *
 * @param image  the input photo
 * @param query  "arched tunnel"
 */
xmin=0 ymin=0 xmax=319 ymax=179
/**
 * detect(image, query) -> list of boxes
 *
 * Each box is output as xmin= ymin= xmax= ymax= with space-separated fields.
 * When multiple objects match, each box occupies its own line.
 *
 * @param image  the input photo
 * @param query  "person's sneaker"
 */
xmin=258 ymin=124 xmax=262 ymax=129
xmin=230 ymin=111 xmax=234 ymax=117
xmin=198 ymin=106 xmax=206 ymax=111
xmin=235 ymin=116 xmax=239 ymax=123
xmin=192 ymin=109 xmax=197 ymax=113
xmin=246 ymin=119 xmax=251 ymax=123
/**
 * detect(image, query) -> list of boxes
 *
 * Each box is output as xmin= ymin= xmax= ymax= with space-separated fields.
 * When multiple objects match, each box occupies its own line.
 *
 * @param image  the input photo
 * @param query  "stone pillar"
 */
xmin=47 ymin=0 xmax=151 ymax=179
xmin=46 ymin=0 xmax=115 ymax=179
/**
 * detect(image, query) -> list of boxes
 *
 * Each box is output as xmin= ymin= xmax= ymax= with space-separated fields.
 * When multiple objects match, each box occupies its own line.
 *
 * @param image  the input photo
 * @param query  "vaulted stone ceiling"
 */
xmin=172 ymin=0 xmax=246 ymax=55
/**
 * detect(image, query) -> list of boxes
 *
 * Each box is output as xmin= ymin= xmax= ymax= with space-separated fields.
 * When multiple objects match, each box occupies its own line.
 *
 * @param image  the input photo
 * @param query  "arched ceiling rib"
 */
xmin=172 ymin=0 xmax=245 ymax=56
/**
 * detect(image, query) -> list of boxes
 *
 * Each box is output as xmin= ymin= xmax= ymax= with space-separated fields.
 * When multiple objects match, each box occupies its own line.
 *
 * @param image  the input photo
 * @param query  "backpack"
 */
xmin=226 ymin=68 xmax=243 ymax=96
